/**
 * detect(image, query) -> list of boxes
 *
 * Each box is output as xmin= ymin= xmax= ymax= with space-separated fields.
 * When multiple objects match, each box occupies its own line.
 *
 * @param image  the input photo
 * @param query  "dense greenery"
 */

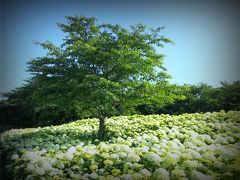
xmin=137 ymin=81 xmax=240 ymax=115
xmin=1 ymin=111 xmax=240 ymax=179
xmin=1 ymin=81 xmax=239 ymax=131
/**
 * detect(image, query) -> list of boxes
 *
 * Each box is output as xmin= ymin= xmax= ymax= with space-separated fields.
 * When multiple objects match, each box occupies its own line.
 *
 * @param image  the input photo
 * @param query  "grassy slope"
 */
xmin=1 ymin=111 xmax=240 ymax=179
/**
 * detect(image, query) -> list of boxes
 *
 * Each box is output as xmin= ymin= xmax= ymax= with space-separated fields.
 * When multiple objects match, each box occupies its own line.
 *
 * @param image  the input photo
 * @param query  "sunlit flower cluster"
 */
xmin=1 ymin=110 xmax=240 ymax=179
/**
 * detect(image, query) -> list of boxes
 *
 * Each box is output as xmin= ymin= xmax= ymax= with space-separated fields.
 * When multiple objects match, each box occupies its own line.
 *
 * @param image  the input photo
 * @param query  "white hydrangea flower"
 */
xmin=141 ymin=146 xmax=149 ymax=152
xmin=170 ymin=169 xmax=186 ymax=179
xmin=165 ymin=153 xmax=180 ymax=160
xmin=181 ymin=153 xmax=193 ymax=160
xmin=214 ymin=123 xmax=221 ymax=130
xmin=221 ymin=149 xmax=237 ymax=160
xmin=184 ymin=160 xmax=201 ymax=169
xmin=190 ymin=138 xmax=204 ymax=146
xmin=146 ymin=135 xmax=159 ymax=143
xmin=215 ymin=144 xmax=227 ymax=155
xmin=103 ymin=159 xmax=114 ymax=166
xmin=68 ymin=146 xmax=76 ymax=154
xmin=11 ymin=154 xmax=19 ymax=160
xmin=167 ymin=141 xmax=179 ymax=150
xmin=225 ymin=136 xmax=235 ymax=143
xmin=121 ymin=145 xmax=132 ymax=152
xmin=202 ymin=152 xmax=216 ymax=161
xmin=89 ymin=172 xmax=98 ymax=179
xmin=135 ymin=136 xmax=142 ymax=143
xmin=184 ymin=142 xmax=195 ymax=149
xmin=127 ymin=152 xmax=140 ymax=162
xmin=191 ymin=171 xmax=213 ymax=180
xmin=120 ymin=174 xmax=132 ymax=180
xmin=152 ymin=168 xmax=170 ymax=180
xmin=202 ymin=134 xmax=213 ymax=143
xmin=26 ymin=164 xmax=35 ymax=172
xmin=99 ymin=142 xmax=111 ymax=152
xmin=22 ymin=152 xmax=41 ymax=163
xmin=49 ymin=168 xmax=61 ymax=176
xmin=185 ymin=149 xmax=202 ymax=159
xmin=63 ymin=151 xmax=74 ymax=160
xmin=132 ymin=173 xmax=143 ymax=180
xmin=118 ymin=151 xmax=127 ymax=158
xmin=35 ymin=167 xmax=45 ymax=175
xmin=214 ymin=135 xmax=228 ymax=144
xmin=40 ymin=159 xmax=52 ymax=171
xmin=111 ymin=153 xmax=119 ymax=160
xmin=139 ymin=169 xmax=151 ymax=177
xmin=144 ymin=152 xmax=162 ymax=164
xmin=55 ymin=152 xmax=64 ymax=159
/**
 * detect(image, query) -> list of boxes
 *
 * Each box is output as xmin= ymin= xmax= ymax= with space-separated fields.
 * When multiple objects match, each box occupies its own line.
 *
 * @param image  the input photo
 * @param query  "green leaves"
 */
xmin=27 ymin=16 xmax=174 ymax=123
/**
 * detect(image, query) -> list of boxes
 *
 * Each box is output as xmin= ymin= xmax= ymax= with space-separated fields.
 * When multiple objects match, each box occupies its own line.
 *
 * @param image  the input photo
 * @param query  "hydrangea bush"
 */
xmin=1 ymin=111 xmax=240 ymax=179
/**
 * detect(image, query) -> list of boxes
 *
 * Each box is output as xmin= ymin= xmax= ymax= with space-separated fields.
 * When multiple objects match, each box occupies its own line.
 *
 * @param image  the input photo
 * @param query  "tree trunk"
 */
xmin=98 ymin=117 xmax=105 ymax=140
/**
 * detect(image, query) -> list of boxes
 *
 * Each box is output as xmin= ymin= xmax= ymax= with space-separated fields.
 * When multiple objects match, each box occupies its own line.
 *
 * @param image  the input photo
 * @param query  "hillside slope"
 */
xmin=1 ymin=111 xmax=240 ymax=179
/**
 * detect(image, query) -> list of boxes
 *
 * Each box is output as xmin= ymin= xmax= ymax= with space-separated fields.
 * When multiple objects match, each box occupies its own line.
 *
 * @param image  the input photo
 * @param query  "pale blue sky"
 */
xmin=1 ymin=0 xmax=240 ymax=93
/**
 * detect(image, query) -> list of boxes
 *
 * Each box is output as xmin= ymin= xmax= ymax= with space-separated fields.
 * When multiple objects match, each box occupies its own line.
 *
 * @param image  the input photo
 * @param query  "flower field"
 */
xmin=1 ymin=111 xmax=240 ymax=179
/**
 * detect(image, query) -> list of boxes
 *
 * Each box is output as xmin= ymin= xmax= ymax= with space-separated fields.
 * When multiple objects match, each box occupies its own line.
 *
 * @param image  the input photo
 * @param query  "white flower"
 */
xmin=40 ymin=159 xmax=52 ymax=170
xmin=89 ymin=172 xmax=98 ymax=179
xmin=191 ymin=171 xmax=213 ymax=180
xmin=111 ymin=153 xmax=119 ymax=160
xmin=214 ymin=135 xmax=228 ymax=144
xmin=118 ymin=152 xmax=127 ymax=158
xmin=202 ymin=152 xmax=216 ymax=161
xmin=127 ymin=153 xmax=140 ymax=162
xmin=11 ymin=154 xmax=19 ymax=160
xmin=167 ymin=141 xmax=179 ymax=150
xmin=22 ymin=152 xmax=41 ymax=163
xmin=185 ymin=149 xmax=202 ymax=159
xmin=165 ymin=153 xmax=179 ymax=160
xmin=221 ymin=149 xmax=237 ymax=160
xmin=141 ymin=146 xmax=149 ymax=152
xmin=132 ymin=173 xmax=143 ymax=180
xmin=202 ymin=134 xmax=213 ymax=143
xmin=104 ymin=159 xmax=114 ymax=166
xmin=226 ymin=136 xmax=235 ymax=143
xmin=120 ymin=174 xmax=132 ymax=180
xmin=68 ymin=146 xmax=76 ymax=154
xmin=26 ymin=164 xmax=35 ymax=172
xmin=170 ymin=169 xmax=186 ymax=179
xmin=35 ymin=167 xmax=45 ymax=175
xmin=49 ymin=168 xmax=60 ymax=176
xmin=152 ymin=168 xmax=170 ymax=180
xmin=139 ymin=169 xmax=151 ymax=177
xmin=184 ymin=141 xmax=195 ymax=149
xmin=144 ymin=152 xmax=162 ymax=164
xmin=63 ymin=151 xmax=74 ymax=160
xmin=183 ymin=160 xmax=200 ymax=169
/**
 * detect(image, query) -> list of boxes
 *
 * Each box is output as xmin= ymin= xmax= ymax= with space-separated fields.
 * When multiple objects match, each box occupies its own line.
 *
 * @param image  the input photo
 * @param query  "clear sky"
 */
xmin=1 ymin=0 xmax=240 ymax=93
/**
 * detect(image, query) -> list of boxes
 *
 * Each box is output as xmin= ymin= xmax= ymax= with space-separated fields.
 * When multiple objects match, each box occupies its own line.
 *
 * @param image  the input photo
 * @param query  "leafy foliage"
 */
xmin=25 ymin=16 xmax=174 ymax=139
xmin=138 ymin=81 xmax=240 ymax=115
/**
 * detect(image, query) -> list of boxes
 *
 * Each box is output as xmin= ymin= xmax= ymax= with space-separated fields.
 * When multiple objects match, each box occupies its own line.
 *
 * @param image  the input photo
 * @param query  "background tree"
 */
xmin=219 ymin=81 xmax=240 ymax=111
xmin=27 ymin=16 xmax=174 ymax=140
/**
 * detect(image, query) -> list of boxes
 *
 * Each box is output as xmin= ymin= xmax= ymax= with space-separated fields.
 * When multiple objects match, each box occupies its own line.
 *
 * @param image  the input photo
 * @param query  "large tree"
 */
xmin=27 ymin=16 xmax=174 ymax=140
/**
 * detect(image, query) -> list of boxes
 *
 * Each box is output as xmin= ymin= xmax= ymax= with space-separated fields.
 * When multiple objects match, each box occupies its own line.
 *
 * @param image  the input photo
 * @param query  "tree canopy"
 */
xmin=26 ymin=16 xmax=175 ymax=139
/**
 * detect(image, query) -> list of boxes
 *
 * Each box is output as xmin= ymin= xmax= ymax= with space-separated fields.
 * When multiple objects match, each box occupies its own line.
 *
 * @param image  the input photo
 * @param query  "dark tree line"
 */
xmin=138 ymin=81 xmax=240 ymax=115
xmin=1 ymin=81 xmax=239 ymax=130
